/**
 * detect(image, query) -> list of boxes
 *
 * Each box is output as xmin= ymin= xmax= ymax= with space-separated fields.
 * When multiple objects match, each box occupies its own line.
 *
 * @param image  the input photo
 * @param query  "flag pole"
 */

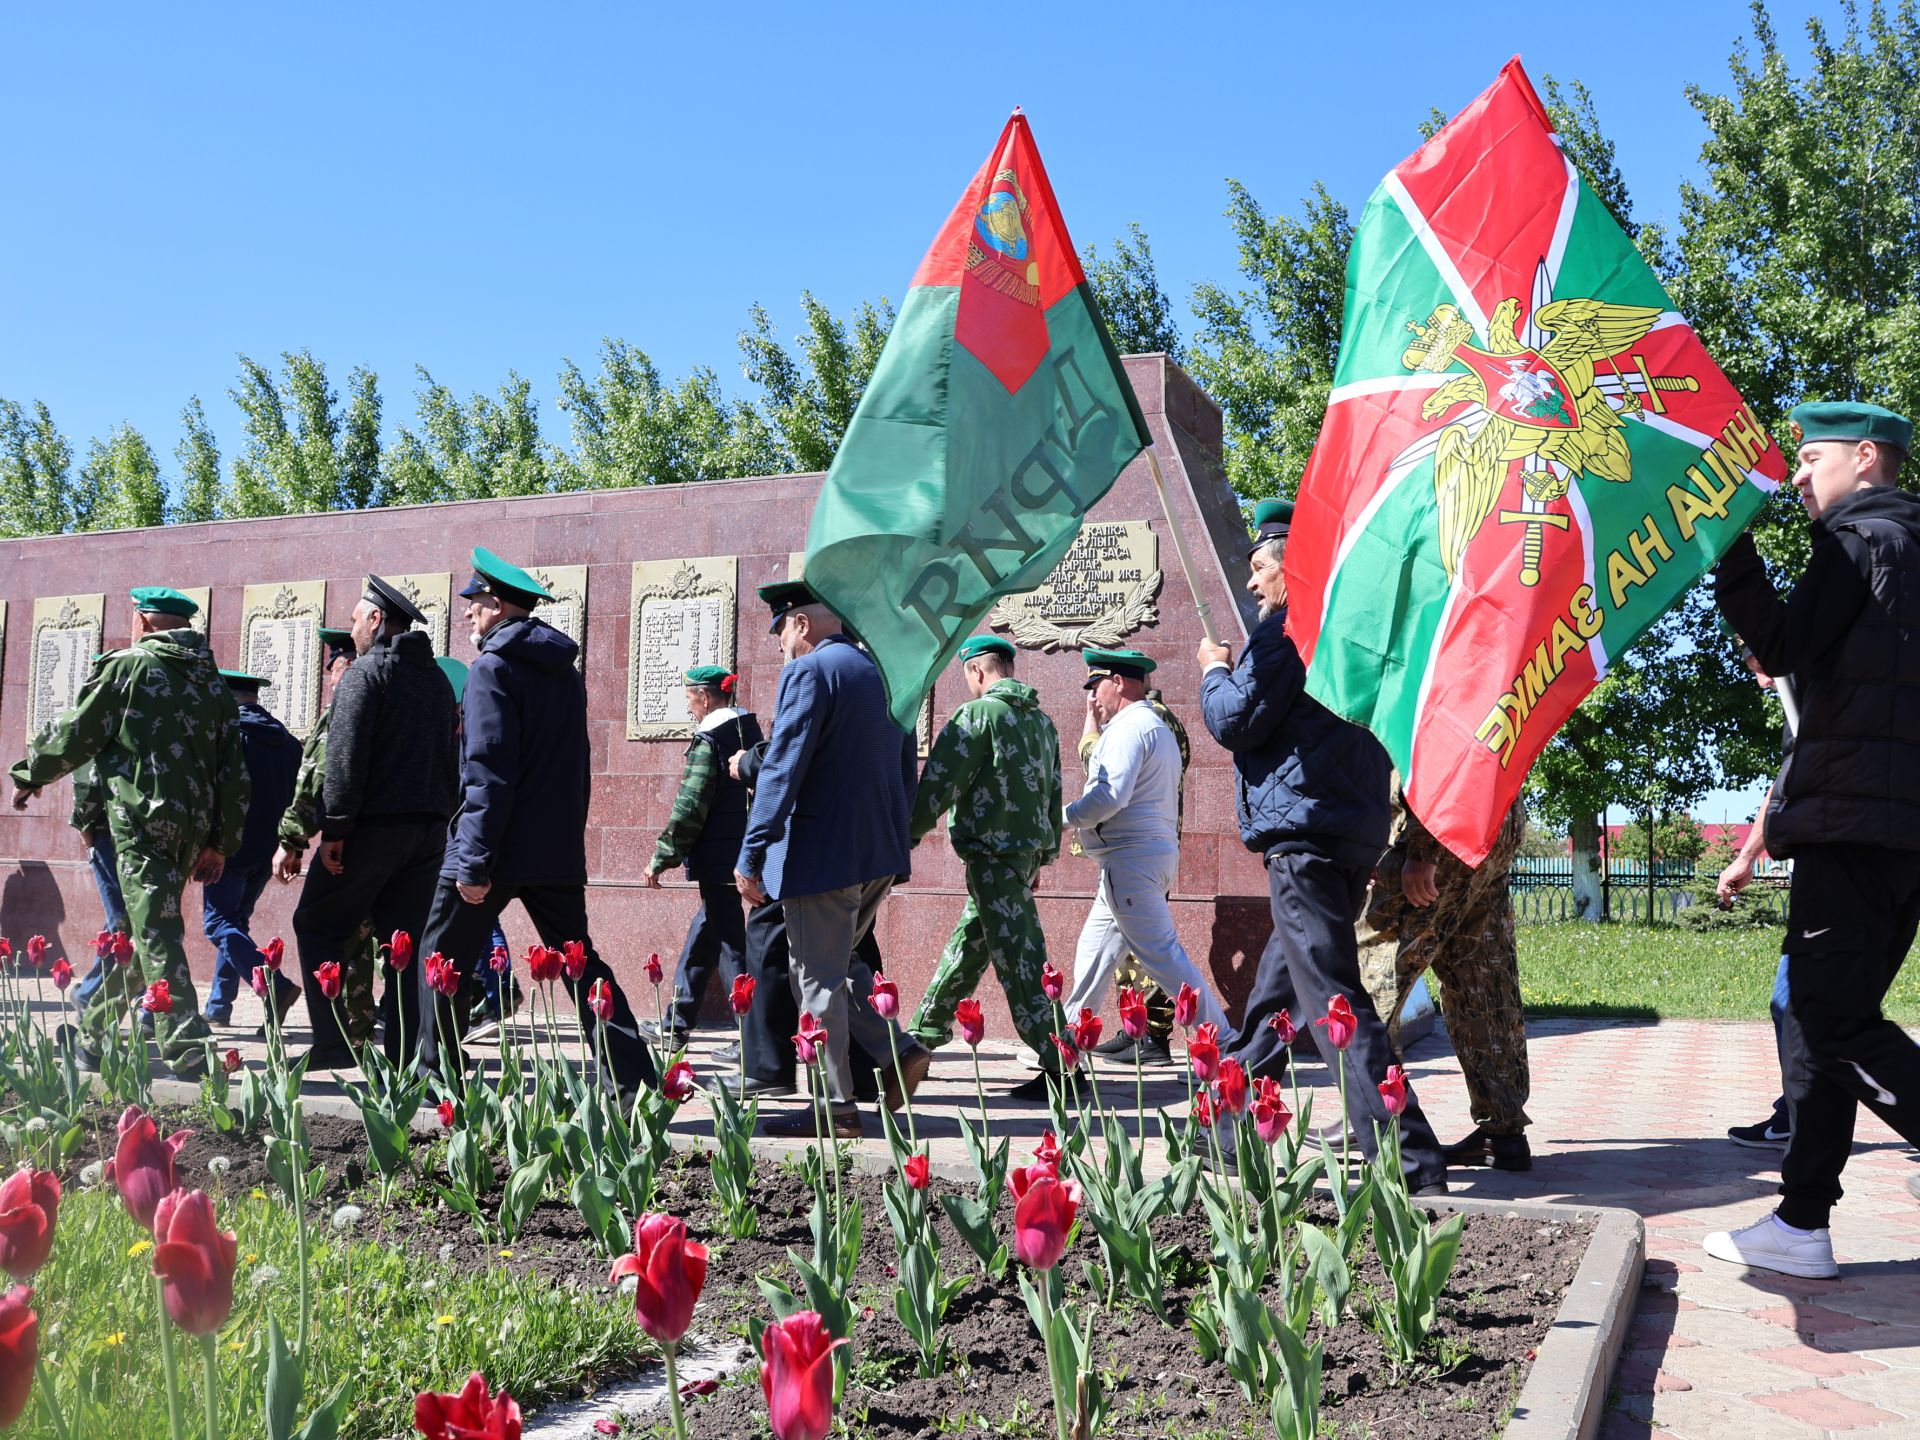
xmin=1144 ymin=446 xmax=1218 ymax=646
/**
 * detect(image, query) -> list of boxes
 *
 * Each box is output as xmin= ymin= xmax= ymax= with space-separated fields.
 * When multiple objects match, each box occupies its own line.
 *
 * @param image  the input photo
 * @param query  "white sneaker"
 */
xmin=1703 ymin=1214 xmax=1839 ymax=1279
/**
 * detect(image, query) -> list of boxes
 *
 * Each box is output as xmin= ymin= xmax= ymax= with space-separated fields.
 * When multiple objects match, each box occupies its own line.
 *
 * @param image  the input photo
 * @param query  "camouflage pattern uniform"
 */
xmin=275 ymin=707 xmax=379 ymax=1044
xmin=1077 ymin=688 xmax=1187 ymax=1039
xmin=1360 ymin=791 xmax=1530 ymax=1135
xmin=10 ymin=629 xmax=248 ymax=1072
xmin=908 ymin=677 xmax=1063 ymax=1056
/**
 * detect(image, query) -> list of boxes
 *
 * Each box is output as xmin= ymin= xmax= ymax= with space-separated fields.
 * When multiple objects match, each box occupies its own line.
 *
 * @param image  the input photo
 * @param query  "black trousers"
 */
xmin=1776 ymin=844 xmax=1920 ymax=1229
xmin=413 ymin=877 xmax=658 ymax=1093
xmin=738 ymin=897 xmax=884 ymax=1097
xmin=1228 ymin=848 xmax=1447 ymax=1188
xmin=669 ymin=877 xmax=748 ymax=1037
xmin=290 ymin=820 xmax=445 ymax=1060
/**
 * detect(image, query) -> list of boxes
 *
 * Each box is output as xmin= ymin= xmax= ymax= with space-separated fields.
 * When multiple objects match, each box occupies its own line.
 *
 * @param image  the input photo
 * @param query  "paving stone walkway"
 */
xmin=22 ymin=981 xmax=1920 ymax=1439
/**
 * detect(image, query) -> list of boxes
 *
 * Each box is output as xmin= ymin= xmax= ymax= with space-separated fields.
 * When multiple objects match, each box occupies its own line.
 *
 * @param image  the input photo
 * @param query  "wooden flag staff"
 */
xmin=1144 ymin=446 xmax=1218 ymax=647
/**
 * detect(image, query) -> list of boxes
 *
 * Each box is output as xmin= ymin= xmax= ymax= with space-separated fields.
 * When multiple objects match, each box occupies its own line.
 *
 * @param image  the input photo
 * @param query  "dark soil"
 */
xmin=39 ymin=1102 xmax=1592 ymax=1439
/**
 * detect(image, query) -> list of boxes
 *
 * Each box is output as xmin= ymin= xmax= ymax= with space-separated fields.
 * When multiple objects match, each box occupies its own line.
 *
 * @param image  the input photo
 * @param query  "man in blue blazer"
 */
xmin=736 ymin=580 xmax=931 ymax=1138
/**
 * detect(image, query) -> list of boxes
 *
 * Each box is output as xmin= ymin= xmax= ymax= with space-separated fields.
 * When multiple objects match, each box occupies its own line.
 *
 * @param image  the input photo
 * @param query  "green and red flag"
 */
xmin=1287 ymin=60 xmax=1786 ymax=863
xmin=803 ymin=109 xmax=1152 ymax=730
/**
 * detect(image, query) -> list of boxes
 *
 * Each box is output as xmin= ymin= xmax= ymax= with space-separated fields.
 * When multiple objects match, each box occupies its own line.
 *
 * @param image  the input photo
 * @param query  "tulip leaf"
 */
xmin=1298 ymin=1222 xmax=1351 ymax=1329
xmin=264 ymin=1314 xmax=302 ymax=1440
xmin=500 ymin=1154 xmax=552 ymax=1243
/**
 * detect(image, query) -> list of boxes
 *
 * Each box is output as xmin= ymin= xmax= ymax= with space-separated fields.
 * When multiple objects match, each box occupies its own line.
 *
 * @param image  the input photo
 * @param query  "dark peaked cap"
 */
xmin=363 ymin=574 xmax=429 ymax=628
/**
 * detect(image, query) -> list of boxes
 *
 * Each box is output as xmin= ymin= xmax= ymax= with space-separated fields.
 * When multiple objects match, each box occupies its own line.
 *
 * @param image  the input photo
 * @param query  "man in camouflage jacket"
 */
xmin=9 ymin=588 xmax=248 ymax=1076
xmin=907 ymin=636 xmax=1063 ymax=1059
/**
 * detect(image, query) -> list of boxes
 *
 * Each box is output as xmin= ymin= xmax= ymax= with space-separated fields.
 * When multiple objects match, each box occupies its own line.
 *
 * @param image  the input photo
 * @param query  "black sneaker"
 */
xmin=1728 ymin=1118 xmax=1792 ymax=1149
xmin=1008 ymin=1070 xmax=1068 ymax=1101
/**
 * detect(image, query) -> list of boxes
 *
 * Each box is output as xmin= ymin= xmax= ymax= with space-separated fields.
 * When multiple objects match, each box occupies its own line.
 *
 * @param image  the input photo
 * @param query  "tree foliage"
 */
xmin=1082 ymin=223 xmax=1182 ymax=360
xmin=73 ymin=423 xmax=165 ymax=532
xmin=739 ymin=294 xmax=894 ymax=473
xmin=226 ymin=351 xmax=381 ymax=517
xmin=173 ymin=397 xmax=223 ymax=524
xmin=0 ymin=400 xmax=75 ymax=538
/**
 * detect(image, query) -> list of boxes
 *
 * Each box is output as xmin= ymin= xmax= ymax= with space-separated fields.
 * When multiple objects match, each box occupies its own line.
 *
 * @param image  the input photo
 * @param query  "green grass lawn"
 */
xmin=1517 ymin=922 xmax=1920 ymax=1023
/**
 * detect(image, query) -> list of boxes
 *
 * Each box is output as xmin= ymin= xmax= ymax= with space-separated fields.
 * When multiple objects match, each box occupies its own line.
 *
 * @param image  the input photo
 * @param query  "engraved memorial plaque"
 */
xmin=385 ymin=573 xmax=451 ymax=655
xmin=528 ymin=564 xmax=589 ymax=673
xmin=989 ymin=520 xmax=1162 ymax=650
xmin=627 ymin=557 xmax=737 ymax=739
xmin=27 ymin=594 xmax=103 ymax=742
xmin=241 ymin=581 xmax=326 ymax=738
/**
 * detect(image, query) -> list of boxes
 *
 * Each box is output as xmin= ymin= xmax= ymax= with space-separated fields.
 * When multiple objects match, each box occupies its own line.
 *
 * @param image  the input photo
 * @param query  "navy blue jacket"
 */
xmin=1200 ymin=608 xmax=1392 ymax=866
xmin=233 ymin=703 xmax=302 ymax=868
xmin=444 ymin=616 xmax=591 ymax=887
xmin=737 ymin=634 xmax=917 ymax=901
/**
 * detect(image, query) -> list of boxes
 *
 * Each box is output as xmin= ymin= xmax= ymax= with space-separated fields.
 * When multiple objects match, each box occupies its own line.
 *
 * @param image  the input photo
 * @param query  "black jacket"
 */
xmin=233 ymin=703 xmax=303 ymax=867
xmin=322 ymin=631 xmax=460 ymax=837
xmin=445 ymin=615 xmax=591 ymax=887
xmin=1200 ymin=607 xmax=1392 ymax=866
xmin=1718 ymin=487 xmax=1920 ymax=857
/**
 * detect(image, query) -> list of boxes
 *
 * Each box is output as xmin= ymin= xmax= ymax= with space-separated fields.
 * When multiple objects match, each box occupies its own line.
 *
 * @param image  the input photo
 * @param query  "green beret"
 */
xmin=955 ymin=635 xmax=1015 ymax=666
xmin=1082 ymin=646 xmax=1156 ymax=688
xmin=218 ymin=669 xmax=270 ymax=690
xmin=1789 ymin=401 xmax=1912 ymax=454
xmin=457 ymin=546 xmax=553 ymax=608
xmin=318 ymin=626 xmax=354 ymax=656
xmin=435 ymin=656 xmax=469 ymax=703
xmin=130 ymin=586 xmax=199 ymax=619
xmin=756 ymin=579 xmax=817 ymax=634
xmin=684 ymin=665 xmax=736 ymax=690
xmin=1248 ymin=497 xmax=1295 ymax=556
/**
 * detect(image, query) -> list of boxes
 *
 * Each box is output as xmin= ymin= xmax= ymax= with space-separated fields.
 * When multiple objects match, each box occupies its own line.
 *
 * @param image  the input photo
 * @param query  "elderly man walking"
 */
xmin=1202 ymin=500 xmax=1448 ymax=1193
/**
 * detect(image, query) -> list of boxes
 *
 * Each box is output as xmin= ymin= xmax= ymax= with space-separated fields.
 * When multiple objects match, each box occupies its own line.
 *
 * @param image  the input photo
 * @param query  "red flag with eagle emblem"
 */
xmin=803 ymin=109 xmax=1151 ymax=730
xmin=1286 ymin=59 xmax=1787 ymax=863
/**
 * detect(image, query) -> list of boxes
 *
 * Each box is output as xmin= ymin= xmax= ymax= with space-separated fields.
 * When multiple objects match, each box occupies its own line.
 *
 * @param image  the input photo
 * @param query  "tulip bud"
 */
xmin=387 ymin=931 xmax=414 ymax=972
xmin=760 ymin=1311 xmax=846 ymax=1440
xmin=1050 ymin=1033 xmax=1080 ymax=1072
xmin=954 ymin=998 xmax=984 ymax=1048
xmin=1215 ymin=1057 xmax=1249 ymax=1116
xmin=641 ymin=950 xmax=662 ymax=987
xmin=315 ymin=962 xmax=342 ymax=999
xmin=110 ymin=932 xmax=134 ymax=966
xmin=48 ymin=959 xmax=72 ymax=992
xmin=109 ymin=1106 xmax=191 ymax=1233
xmin=566 ymin=941 xmax=591 ymax=983
xmin=1071 ymin=1007 xmax=1102 ymax=1053
xmin=1316 ymin=994 xmax=1358 ymax=1051
xmin=437 ymin=1101 xmax=456 ymax=1130
xmin=0 ymin=1172 xmax=60 ymax=1280
xmin=140 ymin=981 xmax=174 ymax=1015
xmin=793 ymin=1012 xmax=827 ymax=1067
xmin=1187 ymin=1022 xmax=1222 ymax=1084
xmin=661 ymin=1062 xmax=695 ymax=1103
xmin=729 ymin=975 xmax=757 ymax=1016
xmin=587 ymin=979 xmax=614 ymax=1023
xmin=221 ymin=1050 xmax=242 ymax=1076
xmin=151 ymin=1190 xmax=237 ymax=1334
xmin=250 ymin=966 xmax=270 ymax=998
xmin=1267 ymin=1008 xmax=1298 ymax=1046
xmin=869 ymin=974 xmax=899 ymax=1019
xmin=488 ymin=944 xmax=511 ymax=975
xmin=1009 ymin=1167 xmax=1082 ymax=1273
xmin=261 ymin=936 xmax=285 ymax=972
xmin=24 ymin=938 xmax=46 ymax=970
xmin=902 ymin=1153 xmax=929 ymax=1190
xmin=1118 ymin=986 xmax=1148 ymax=1041
xmin=1173 ymin=982 xmax=1199 ymax=1030
xmin=1040 ymin=962 xmax=1064 ymax=1002
xmin=1379 ymin=1063 xmax=1409 ymax=1116
xmin=608 ymin=1213 xmax=707 ymax=1347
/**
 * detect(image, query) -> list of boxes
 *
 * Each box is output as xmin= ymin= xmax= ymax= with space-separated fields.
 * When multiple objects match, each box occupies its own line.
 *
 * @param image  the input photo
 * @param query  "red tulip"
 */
xmin=1379 ymin=1063 xmax=1409 ymax=1116
xmin=488 ymin=944 xmax=511 ymax=975
xmin=1118 ymin=986 xmax=1148 ymax=1041
xmin=315 ymin=962 xmax=342 ymax=999
xmin=1193 ymin=1090 xmax=1215 ymax=1129
xmin=608 ymin=1213 xmax=708 ymax=1346
xmin=106 ymin=1105 xmax=190 ymax=1233
xmin=438 ymin=1101 xmax=456 ymax=1129
xmin=1010 ymin=1167 xmax=1081 ymax=1272
xmin=869 ymin=974 xmax=899 ymax=1020
xmin=424 ymin=952 xmax=461 ymax=998
xmin=0 ymin=1286 xmax=37 ymax=1429
xmin=1187 ymin=1022 xmax=1221 ymax=1084
xmin=1267 ymin=1008 xmax=1298 ymax=1045
xmin=1252 ymin=1077 xmax=1292 ymax=1145
xmin=526 ymin=946 xmax=562 ymax=986
xmin=1316 ymin=994 xmax=1357 ymax=1051
xmin=140 ymin=980 xmax=174 ymax=1015
xmin=1071 ymin=1007 xmax=1103 ymax=1053
xmin=0 ymin=940 xmax=9 ymax=967
xmin=1215 ymin=1057 xmax=1249 ymax=1116
xmin=93 ymin=930 xmax=114 ymax=961
xmin=1173 ymin=982 xmax=1199 ymax=1030
xmin=567 ymin=942 xmax=593 ymax=983
xmin=414 ymin=1372 xmax=523 ymax=1440
xmin=662 ymin=1061 xmax=695 ymax=1103
xmin=902 ymin=1153 xmax=929 ymax=1190
xmin=639 ymin=949 xmax=661 ymax=986
xmin=1010 ymin=1159 xmax=1058 ymax=1198
xmin=262 ymin=936 xmax=285 ymax=972
xmin=24 ymin=937 xmax=46 ymax=970
xmin=954 ymin=998 xmax=984 ymax=1048
xmin=250 ymin=965 xmax=270 ymax=998
xmin=221 ymin=1049 xmax=242 ymax=1075
xmin=730 ymin=975 xmax=756 ymax=1016
xmin=387 ymin=931 xmax=414 ymax=972
xmin=151 ymin=1189 xmax=238 ymax=1335
xmin=1033 ymin=1129 xmax=1061 ymax=1167
xmin=760 ymin=1311 xmax=846 ymax=1440
xmin=793 ymin=1012 xmax=827 ymax=1066
xmin=0 ymin=1172 xmax=60 ymax=1280
xmin=587 ymin=978 xmax=614 ymax=1022
xmin=48 ymin=959 xmax=72 ymax=992
xmin=1040 ymin=962 xmax=1064 ymax=1002
xmin=1050 ymin=1033 xmax=1080 ymax=1071
xmin=110 ymin=932 xmax=134 ymax=966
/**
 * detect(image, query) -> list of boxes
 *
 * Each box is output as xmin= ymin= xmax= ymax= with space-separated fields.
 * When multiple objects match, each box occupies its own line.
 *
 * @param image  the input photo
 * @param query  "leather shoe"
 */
xmin=1442 ymin=1126 xmax=1532 ymax=1172
xmin=1008 ymin=1069 xmax=1069 ymax=1101
xmin=1093 ymin=1033 xmax=1172 ymax=1064
xmin=294 ymin=1045 xmax=359 ymax=1074
xmin=1413 ymin=1177 xmax=1450 ymax=1196
xmin=721 ymin=1073 xmax=795 ymax=1100
xmin=714 ymin=1041 xmax=741 ymax=1066
xmin=765 ymin=1108 xmax=864 ymax=1140
xmin=884 ymin=1048 xmax=932 ymax=1112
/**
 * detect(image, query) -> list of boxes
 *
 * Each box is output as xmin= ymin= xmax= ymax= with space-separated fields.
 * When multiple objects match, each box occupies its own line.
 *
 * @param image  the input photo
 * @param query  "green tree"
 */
xmin=380 ymin=369 xmax=550 ymax=505
xmin=737 ymin=294 xmax=893 ymax=473
xmin=173 ymin=396 xmax=224 ymax=523
xmin=73 ymin=423 xmax=166 ymax=531
xmin=227 ymin=351 xmax=382 ymax=516
xmin=1083 ymin=223 xmax=1182 ymax=359
xmin=0 ymin=399 xmax=75 ymax=537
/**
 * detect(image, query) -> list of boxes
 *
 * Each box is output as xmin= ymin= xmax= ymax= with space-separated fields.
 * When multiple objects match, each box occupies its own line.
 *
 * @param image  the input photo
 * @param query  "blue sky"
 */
xmin=5 ymin=0 xmax=1833 ymax=816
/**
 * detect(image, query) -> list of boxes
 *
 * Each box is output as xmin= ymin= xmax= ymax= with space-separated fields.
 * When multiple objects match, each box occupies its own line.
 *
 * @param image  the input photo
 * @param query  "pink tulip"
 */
xmin=1040 ymin=962 xmax=1064 ymax=1002
xmin=150 ymin=1189 xmax=237 ymax=1335
xmin=1187 ymin=1022 xmax=1222 ymax=1084
xmin=793 ymin=1012 xmax=827 ymax=1067
xmin=955 ymin=998 xmax=984 ymax=1047
xmin=1010 ymin=1167 xmax=1081 ymax=1272
xmin=1118 ymin=986 xmax=1148 ymax=1041
xmin=869 ymin=974 xmax=899 ymax=1020
xmin=608 ymin=1213 xmax=707 ymax=1346
xmin=0 ymin=1286 xmax=37 ymax=1429
xmin=1316 ymin=994 xmax=1357 ymax=1051
xmin=106 ymin=1105 xmax=190 ymax=1233
xmin=0 ymin=1171 xmax=60 ymax=1280
xmin=587 ymin=979 xmax=614 ymax=1022
xmin=760 ymin=1311 xmax=846 ymax=1440
xmin=1379 ymin=1063 xmax=1409 ymax=1116
xmin=1173 ymin=982 xmax=1199 ymax=1029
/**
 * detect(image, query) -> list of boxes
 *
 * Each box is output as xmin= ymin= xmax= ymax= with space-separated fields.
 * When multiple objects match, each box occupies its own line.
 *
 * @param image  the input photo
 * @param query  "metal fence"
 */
xmin=1506 ymin=859 xmax=1791 ymax=924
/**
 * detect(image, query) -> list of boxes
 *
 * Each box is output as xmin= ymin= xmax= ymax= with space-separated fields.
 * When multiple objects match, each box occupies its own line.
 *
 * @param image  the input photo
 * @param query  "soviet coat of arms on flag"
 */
xmin=1286 ymin=58 xmax=1787 ymax=864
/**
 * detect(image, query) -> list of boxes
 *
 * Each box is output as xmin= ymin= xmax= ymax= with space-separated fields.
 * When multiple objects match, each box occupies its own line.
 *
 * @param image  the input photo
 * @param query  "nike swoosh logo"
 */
xmin=1801 ymin=927 xmax=1831 ymax=939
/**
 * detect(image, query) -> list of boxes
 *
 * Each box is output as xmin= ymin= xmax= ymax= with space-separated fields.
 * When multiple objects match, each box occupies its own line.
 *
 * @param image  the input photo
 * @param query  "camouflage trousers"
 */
xmin=337 ymin=923 xmax=381 ymax=1046
xmin=79 ymin=826 xmax=213 ymax=1072
xmin=1361 ymin=897 xmax=1531 ymax=1135
xmin=909 ymin=855 xmax=1054 ymax=1058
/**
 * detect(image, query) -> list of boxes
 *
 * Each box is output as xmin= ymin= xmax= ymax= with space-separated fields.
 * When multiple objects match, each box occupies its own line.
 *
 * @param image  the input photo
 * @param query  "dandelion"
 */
xmin=250 ymin=1265 xmax=282 ymax=1289
xmin=438 ymin=1244 xmax=456 ymax=1263
xmin=330 ymin=1205 xmax=365 ymax=1232
xmin=127 ymin=1240 xmax=152 ymax=1258
xmin=207 ymin=1156 xmax=231 ymax=1176
xmin=22 ymin=1118 xmax=46 ymax=1136
xmin=244 ymin=1253 xmax=259 ymax=1265
xmin=249 ymin=1189 xmax=266 ymax=1201
xmin=103 ymin=1332 xmax=125 ymax=1347
xmin=498 ymin=1250 xmax=514 ymax=1260
xmin=78 ymin=1162 xmax=104 ymax=1188
xmin=436 ymin=1314 xmax=455 ymax=1327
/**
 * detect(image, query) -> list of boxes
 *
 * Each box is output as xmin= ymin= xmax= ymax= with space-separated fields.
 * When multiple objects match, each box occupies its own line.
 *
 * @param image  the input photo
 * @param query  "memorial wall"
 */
xmin=0 ymin=356 xmax=1273 ymax=1032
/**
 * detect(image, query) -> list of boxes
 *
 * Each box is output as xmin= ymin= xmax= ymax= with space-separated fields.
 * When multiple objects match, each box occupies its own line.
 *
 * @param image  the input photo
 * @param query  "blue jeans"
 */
xmin=1768 ymin=952 xmax=1792 ymax=1128
xmin=201 ymin=858 xmax=292 ymax=1018
xmin=72 ymin=830 xmax=130 ymax=1009
xmin=476 ymin=923 xmax=514 ymax=1010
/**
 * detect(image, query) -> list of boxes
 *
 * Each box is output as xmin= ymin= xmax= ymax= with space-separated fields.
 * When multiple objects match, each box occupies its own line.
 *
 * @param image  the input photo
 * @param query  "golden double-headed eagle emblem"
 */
xmin=1404 ymin=292 xmax=1698 ymax=585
